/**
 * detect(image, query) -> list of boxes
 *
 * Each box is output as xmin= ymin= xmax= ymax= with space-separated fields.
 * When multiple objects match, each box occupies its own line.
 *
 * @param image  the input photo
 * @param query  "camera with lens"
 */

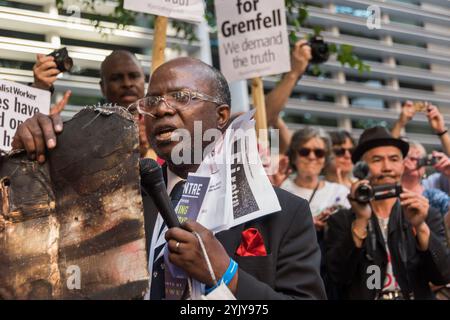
xmin=416 ymin=154 xmax=438 ymax=169
xmin=47 ymin=47 xmax=73 ymax=73
xmin=352 ymin=162 xmax=403 ymax=204
xmin=308 ymin=36 xmax=330 ymax=64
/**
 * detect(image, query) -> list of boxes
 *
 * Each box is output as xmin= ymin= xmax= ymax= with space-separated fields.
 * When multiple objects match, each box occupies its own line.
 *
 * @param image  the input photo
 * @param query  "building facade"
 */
xmin=0 ymin=0 xmax=449 ymax=149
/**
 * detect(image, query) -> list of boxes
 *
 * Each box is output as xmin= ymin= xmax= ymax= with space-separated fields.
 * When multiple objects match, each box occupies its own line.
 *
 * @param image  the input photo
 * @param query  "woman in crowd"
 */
xmin=282 ymin=127 xmax=350 ymax=299
xmin=282 ymin=127 xmax=350 ymax=230
xmin=402 ymin=141 xmax=449 ymax=217
xmin=325 ymin=130 xmax=355 ymax=190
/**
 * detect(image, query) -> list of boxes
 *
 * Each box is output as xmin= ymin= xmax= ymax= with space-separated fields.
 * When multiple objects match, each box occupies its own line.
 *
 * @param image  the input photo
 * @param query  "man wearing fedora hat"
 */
xmin=326 ymin=126 xmax=450 ymax=300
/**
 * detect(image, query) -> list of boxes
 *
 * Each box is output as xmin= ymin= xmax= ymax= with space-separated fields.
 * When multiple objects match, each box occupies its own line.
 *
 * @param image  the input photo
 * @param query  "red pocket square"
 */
xmin=236 ymin=228 xmax=267 ymax=257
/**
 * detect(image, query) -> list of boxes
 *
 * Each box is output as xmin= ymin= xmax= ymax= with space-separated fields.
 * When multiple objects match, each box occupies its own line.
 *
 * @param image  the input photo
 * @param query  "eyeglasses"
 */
xmin=129 ymin=89 xmax=225 ymax=118
xmin=297 ymin=148 xmax=326 ymax=158
xmin=333 ymin=147 xmax=354 ymax=157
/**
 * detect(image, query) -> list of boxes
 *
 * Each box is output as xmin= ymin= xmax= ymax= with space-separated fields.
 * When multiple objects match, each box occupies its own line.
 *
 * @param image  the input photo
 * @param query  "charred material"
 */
xmin=0 ymin=106 xmax=149 ymax=299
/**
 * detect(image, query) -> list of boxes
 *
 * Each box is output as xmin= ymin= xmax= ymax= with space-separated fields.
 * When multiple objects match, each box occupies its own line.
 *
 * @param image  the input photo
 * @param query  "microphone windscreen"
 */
xmin=139 ymin=158 xmax=164 ymax=192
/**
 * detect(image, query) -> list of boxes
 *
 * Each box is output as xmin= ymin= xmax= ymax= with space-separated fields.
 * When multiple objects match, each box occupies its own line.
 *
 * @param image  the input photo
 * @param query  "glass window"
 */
xmin=393 ymin=37 xmax=426 ymax=48
xmin=339 ymin=29 xmax=380 ymax=41
xmin=335 ymin=5 xmax=371 ymax=18
xmin=61 ymin=94 xmax=102 ymax=107
xmin=292 ymin=93 xmax=336 ymax=103
xmin=352 ymin=119 xmax=390 ymax=130
xmin=0 ymin=58 xmax=34 ymax=70
xmin=350 ymin=97 xmax=388 ymax=110
xmin=283 ymin=113 xmax=338 ymax=127
xmin=0 ymin=29 xmax=45 ymax=42
xmin=60 ymin=38 xmax=143 ymax=54
xmin=0 ymin=0 xmax=44 ymax=11
xmin=346 ymin=76 xmax=385 ymax=88
xmin=398 ymin=81 xmax=433 ymax=91
xmin=405 ymin=123 xmax=434 ymax=135
xmin=396 ymin=59 xmax=430 ymax=70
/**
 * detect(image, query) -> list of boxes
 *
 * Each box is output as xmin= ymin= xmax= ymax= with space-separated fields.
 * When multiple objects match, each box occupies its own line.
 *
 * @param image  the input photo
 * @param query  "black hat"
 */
xmin=352 ymin=126 xmax=409 ymax=164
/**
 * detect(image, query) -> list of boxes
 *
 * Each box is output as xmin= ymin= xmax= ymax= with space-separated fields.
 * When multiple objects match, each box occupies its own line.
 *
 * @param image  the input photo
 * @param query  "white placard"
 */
xmin=124 ymin=0 xmax=205 ymax=23
xmin=0 ymin=80 xmax=51 ymax=151
xmin=215 ymin=0 xmax=291 ymax=82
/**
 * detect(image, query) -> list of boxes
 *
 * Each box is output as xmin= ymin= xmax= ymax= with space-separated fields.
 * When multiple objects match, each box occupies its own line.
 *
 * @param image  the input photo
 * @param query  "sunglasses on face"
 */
xmin=333 ymin=147 xmax=354 ymax=157
xmin=297 ymin=148 xmax=326 ymax=158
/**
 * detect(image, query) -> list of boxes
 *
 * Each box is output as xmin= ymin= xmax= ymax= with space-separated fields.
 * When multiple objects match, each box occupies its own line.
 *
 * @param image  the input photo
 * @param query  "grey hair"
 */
xmin=408 ymin=140 xmax=426 ymax=157
xmin=287 ymin=126 xmax=332 ymax=170
xmin=207 ymin=64 xmax=231 ymax=107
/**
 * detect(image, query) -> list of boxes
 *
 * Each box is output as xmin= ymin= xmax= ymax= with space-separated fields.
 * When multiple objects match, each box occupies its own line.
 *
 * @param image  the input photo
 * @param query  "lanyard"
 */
xmin=308 ymin=180 xmax=321 ymax=204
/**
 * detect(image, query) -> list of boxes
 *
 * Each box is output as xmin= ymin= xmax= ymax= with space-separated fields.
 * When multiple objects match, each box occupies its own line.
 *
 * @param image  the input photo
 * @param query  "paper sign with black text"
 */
xmin=215 ymin=0 xmax=291 ymax=82
xmin=0 ymin=80 xmax=50 ymax=151
xmin=124 ymin=0 xmax=205 ymax=23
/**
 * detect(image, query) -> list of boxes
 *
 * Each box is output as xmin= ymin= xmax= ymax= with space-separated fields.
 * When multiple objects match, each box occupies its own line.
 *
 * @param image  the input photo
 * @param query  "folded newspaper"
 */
xmin=175 ymin=110 xmax=281 ymax=233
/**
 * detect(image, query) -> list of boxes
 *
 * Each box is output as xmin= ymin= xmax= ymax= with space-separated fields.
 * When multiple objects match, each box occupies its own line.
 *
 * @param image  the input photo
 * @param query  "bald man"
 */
xmin=32 ymin=50 xmax=153 ymax=158
xmin=15 ymin=57 xmax=326 ymax=300
xmin=33 ymin=49 xmax=145 ymax=108
xmin=99 ymin=50 xmax=145 ymax=110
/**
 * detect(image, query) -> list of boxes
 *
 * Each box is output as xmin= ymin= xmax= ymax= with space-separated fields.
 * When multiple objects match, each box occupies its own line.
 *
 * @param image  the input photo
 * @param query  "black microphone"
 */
xmin=140 ymin=158 xmax=181 ymax=228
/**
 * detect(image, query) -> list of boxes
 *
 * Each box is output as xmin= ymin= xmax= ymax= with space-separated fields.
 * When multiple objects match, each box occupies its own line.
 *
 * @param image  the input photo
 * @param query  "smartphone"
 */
xmin=319 ymin=206 xmax=342 ymax=221
xmin=413 ymin=101 xmax=427 ymax=112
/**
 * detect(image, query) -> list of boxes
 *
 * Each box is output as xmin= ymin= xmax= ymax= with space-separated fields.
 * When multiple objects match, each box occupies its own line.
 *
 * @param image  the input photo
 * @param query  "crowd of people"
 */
xmin=9 ymin=38 xmax=450 ymax=300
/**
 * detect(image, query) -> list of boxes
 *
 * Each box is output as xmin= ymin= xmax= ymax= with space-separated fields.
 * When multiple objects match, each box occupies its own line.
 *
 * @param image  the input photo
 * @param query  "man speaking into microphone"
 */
xmin=12 ymin=57 xmax=326 ymax=300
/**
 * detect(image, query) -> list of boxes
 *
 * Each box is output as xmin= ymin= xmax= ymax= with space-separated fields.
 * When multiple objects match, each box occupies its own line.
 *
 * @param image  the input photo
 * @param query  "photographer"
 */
xmin=265 ymin=39 xmax=312 ymax=128
xmin=392 ymin=101 xmax=450 ymax=156
xmin=402 ymin=141 xmax=449 ymax=217
xmin=422 ymin=151 xmax=450 ymax=196
xmin=31 ymin=53 xmax=61 ymax=92
xmin=326 ymin=126 xmax=450 ymax=300
xmin=30 ymin=50 xmax=153 ymax=159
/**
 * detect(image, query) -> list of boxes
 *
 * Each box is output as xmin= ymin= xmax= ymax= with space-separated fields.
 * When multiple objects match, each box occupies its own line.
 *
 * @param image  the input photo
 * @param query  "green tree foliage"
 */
xmin=56 ymin=0 xmax=370 ymax=73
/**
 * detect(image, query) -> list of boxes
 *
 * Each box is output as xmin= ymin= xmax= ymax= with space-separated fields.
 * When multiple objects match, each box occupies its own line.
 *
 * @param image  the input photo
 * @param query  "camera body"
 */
xmin=416 ymin=154 xmax=438 ymax=169
xmin=352 ymin=162 xmax=403 ymax=204
xmin=308 ymin=36 xmax=330 ymax=64
xmin=47 ymin=47 xmax=73 ymax=73
xmin=354 ymin=183 xmax=403 ymax=204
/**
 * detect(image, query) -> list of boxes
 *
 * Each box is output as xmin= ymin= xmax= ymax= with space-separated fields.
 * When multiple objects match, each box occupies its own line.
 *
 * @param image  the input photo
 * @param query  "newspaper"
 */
xmin=147 ymin=110 xmax=282 ymax=299
xmin=182 ymin=110 xmax=281 ymax=233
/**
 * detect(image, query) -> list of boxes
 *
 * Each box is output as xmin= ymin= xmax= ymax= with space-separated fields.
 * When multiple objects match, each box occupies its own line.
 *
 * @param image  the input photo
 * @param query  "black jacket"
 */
xmin=143 ymin=186 xmax=327 ymax=300
xmin=326 ymin=200 xmax=450 ymax=300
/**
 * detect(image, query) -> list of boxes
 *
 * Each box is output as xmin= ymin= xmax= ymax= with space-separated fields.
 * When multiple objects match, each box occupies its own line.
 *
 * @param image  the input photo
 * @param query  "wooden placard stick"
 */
xmin=151 ymin=15 xmax=168 ymax=72
xmin=251 ymin=77 xmax=269 ymax=150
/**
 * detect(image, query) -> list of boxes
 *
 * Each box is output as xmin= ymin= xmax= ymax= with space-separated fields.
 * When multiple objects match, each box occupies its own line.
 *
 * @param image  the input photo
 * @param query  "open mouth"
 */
xmin=154 ymin=126 xmax=177 ymax=142
xmin=121 ymin=95 xmax=138 ymax=103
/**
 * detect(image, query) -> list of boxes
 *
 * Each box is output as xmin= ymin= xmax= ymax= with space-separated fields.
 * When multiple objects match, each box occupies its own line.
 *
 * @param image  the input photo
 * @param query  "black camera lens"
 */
xmin=355 ymin=184 xmax=373 ymax=203
xmin=309 ymin=36 xmax=330 ymax=64
xmin=47 ymin=47 xmax=73 ymax=73
xmin=416 ymin=155 xmax=439 ymax=169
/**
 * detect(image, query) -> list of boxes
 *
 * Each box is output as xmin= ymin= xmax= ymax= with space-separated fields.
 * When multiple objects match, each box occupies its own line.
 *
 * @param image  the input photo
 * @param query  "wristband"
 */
xmin=205 ymin=258 xmax=238 ymax=294
xmin=436 ymin=129 xmax=448 ymax=137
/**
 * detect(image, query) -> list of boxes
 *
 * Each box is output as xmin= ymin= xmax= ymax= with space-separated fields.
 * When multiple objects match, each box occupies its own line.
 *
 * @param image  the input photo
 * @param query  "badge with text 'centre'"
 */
xmin=215 ymin=0 xmax=291 ymax=82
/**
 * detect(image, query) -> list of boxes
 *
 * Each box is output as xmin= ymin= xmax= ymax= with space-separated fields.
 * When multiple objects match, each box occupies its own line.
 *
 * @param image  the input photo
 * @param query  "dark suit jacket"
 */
xmin=326 ymin=200 xmax=450 ymax=300
xmin=142 ymin=186 xmax=326 ymax=300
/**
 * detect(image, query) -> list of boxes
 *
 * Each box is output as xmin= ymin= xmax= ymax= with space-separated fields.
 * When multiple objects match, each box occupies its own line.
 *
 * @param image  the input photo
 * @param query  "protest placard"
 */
xmin=124 ymin=0 xmax=205 ymax=24
xmin=0 ymin=80 xmax=51 ymax=151
xmin=215 ymin=0 xmax=291 ymax=82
